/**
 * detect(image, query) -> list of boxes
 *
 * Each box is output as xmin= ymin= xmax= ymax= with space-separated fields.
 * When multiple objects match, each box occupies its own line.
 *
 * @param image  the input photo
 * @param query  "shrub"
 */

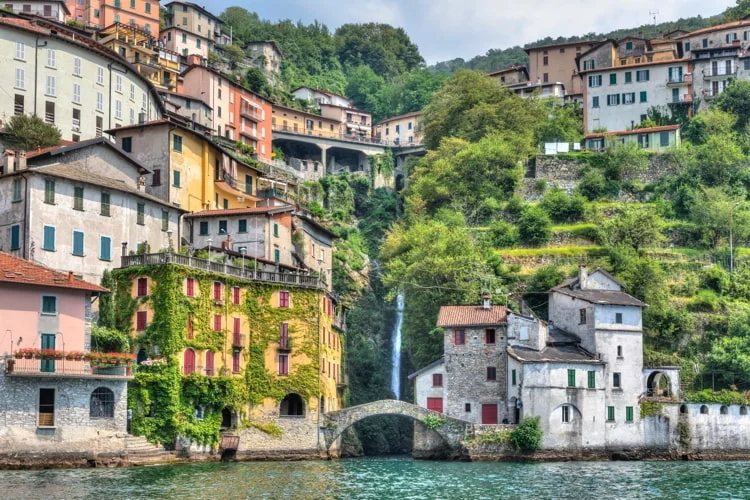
xmin=422 ymin=414 xmax=445 ymax=430
xmin=518 ymin=205 xmax=552 ymax=247
xmin=577 ymin=169 xmax=607 ymax=200
xmin=510 ymin=417 xmax=543 ymax=452
xmin=701 ymin=266 xmax=730 ymax=295
xmin=486 ymin=220 xmax=519 ymax=248
xmin=535 ymin=179 xmax=547 ymax=192
xmin=685 ymin=389 xmax=747 ymax=405
xmin=540 ymin=188 xmax=586 ymax=223
xmin=688 ymin=289 xmax=721 ymax=312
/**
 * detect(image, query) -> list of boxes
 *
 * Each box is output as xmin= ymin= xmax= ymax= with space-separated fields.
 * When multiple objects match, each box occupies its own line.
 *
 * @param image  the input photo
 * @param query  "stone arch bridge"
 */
xmin=320 ymin=399 xmax=473 ymax=454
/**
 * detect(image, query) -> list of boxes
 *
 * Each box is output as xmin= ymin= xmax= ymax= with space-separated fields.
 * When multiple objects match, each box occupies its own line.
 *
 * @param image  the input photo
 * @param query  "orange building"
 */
xmin=66 ymin=0 xmax=161 ymax=36
xmin=181 ymin=64 xmax=273 ymax=162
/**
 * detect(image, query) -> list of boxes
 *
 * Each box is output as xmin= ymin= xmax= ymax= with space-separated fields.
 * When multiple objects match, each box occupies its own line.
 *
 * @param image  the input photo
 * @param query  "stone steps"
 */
xmin=124 ymin=435 xmax=173 ymax=460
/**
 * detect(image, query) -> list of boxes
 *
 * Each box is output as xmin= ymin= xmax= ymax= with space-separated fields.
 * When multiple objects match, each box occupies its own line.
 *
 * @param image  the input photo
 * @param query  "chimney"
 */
xmin=4 ymin=150 xmax=15 ymax=173
xmin=122 ymin=242 xmax=128 ymax=256
xmin=579 ymin=265 xmax=588 ymax=289
xmin=138 ymin=112 xmax=146 ymax=125
xmin=481 ymin=292 xmax=492 ymax=310
xmin=17 ymin=151 xmax=26 ymax=171
xmin=67 ymin=271 xmax=74 ymax=282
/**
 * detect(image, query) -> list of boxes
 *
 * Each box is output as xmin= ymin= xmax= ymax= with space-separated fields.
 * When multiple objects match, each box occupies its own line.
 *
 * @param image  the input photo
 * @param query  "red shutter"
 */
xmin=232 ymin=351 xmax=240 ymax=373
xmin=279 ymin=291 xmax=289 ymax=308
xmin=137 ymin=278 xmax=148 ymax=297
xmin=426 ymin=397 xmax=443 ymax=413
xmin=186 ymin=278 xmax=195 ymax=297
xmin=214 ymin=314 xmax=221 ymax=332
xmin=205 ymin=351 xmax=214 ymax=376
xmin=187 ymin=315 xmax=194 ymax=339
xmin=233 ymin=317 xmax=240 ymax=335
xmin=433 ymin=374 xmax=443 ymax=387
xmin=481 ymin=404 xmax=498 ymax=424
xmin=279 ymin=354 xmax=288 ymax=375
xmin=454 ymin=330 xmax=465 ymax=345
xmin=136 ymin=310 xmax=147 ymax=331
xmin=213 ymin=282 xmax=221 ymax=300
xmin=183 ymin=349 xmax=195 ymax=375
xmin=233 ymin=287 xmax=240 ymax=304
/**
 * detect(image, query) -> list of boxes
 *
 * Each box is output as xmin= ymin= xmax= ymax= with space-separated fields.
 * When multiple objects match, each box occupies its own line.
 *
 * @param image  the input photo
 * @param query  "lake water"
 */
xmin=3 ymin=457 xmax=749 ymax=499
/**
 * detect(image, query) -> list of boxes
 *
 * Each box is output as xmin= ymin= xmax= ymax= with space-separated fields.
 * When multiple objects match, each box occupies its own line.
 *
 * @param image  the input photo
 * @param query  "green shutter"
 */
xmin=609 ymin=73 xmax=616 ymax=85
xmin=42 ymin=296 xmax=56 ymax=314
xmin=588 ymin=370 xmax=595 ymax=388
xmin=624 ymin=72 xmax=632 ymax=83
xmin=10 ymin=225 xmax=20 ymax=250
xmin=100 ymin=236 xmax=111 ymax=261
xmin=640 ymin=91 xmax=647 ymax=103
xmin=162 ymin=210 xmax=169 ymax=232
xmin=607 ymin=406 xmax=615 ymax=421
xmin=626 ymin=406 xmax=634 ymax=422
xmin=567 ymin=369 xmax=576 ymax=387
xmin=273 ymin=223 xmax=279 ymax=237
xmin=200 ymin=221 xmax=208 ymax=235
xmin=74 ymin=187 xmax=84 ymax=210
xmin=43 ymin=226 xmax=55 ymax=251
xmin=101 ymin=192 xmax=110 ymax=216
xmin=40 ymin=333 xmax=56 ymax=372
xmin=245 ymin=175 xmax=253 ymax=195
xmin=274 ymin=249 xmax=280 ymax=263
xmin=45 ymin=180 xmax=55 ymax=204
xmin=173 ymin=170 xmax=181 ymax=187
xmin=137 ymin=203 xmax=145 ymax=225
xmin=238 ymin=219 xmax=247 ymax=232
xmin=173 ymin=135 xmax=182 ymax=152
xmin=72 ymin=231 xmax=84 ymax=256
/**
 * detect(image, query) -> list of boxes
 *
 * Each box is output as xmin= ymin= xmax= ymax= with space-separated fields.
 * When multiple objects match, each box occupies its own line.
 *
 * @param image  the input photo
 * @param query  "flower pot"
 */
xmin=6 ymin=359 xmax=15 ymax=373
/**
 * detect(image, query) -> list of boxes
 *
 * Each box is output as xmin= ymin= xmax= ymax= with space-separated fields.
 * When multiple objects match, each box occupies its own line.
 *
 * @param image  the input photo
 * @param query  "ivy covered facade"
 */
xmin=113 ymin=260 xmax=344 ymax=448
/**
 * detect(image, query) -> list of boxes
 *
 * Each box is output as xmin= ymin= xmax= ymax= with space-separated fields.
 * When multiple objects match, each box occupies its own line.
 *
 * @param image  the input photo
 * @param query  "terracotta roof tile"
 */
xmin=185 ymin=206 xmax=294 ymax=218
xmin=0 ymin=252 xmax=107 ymax=292
xmin=437 ymin=305 xmax=507 ymax=327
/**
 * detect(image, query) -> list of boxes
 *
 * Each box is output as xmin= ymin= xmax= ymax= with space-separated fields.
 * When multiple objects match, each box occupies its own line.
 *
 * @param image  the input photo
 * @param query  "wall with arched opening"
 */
xmin=668 ymin=403 xmax=750 ymax=451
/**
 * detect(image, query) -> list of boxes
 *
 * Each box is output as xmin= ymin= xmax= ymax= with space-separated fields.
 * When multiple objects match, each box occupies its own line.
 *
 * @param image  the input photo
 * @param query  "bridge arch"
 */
xmin=319 ymin=399 xmax=473 ymax=453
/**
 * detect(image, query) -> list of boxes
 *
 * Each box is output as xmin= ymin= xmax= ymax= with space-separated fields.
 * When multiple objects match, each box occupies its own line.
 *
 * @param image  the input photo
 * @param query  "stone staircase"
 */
xmin=124 ymin=435 xmax=177 ymax=463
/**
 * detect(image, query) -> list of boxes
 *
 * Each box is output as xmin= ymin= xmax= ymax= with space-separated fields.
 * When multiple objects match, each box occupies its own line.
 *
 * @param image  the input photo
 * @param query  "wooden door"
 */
xmin=482 ymin=404 xmax=498 ymax=424
xmin=426 ymin=397 xmax=443 ymax=414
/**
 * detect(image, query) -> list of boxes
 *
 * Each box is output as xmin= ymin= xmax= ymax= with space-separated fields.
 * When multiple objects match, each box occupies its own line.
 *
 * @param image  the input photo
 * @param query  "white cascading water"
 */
xmin=391 ymin=292 xmax=405 ymax=400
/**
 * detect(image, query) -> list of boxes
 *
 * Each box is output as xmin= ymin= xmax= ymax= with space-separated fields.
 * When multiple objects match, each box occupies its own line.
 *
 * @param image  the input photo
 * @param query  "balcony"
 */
xmin=232 ymin=333 xmax=246 ymax=349
xmin=704 ymin=67 xmax=737 ymax=78
xmin=240 ymin=127 xmax=260 ymax=141
xmin=6 ymin=357 xmax=133 ymax=380
xmin=121 ymin=252 xmax=326 ymax=290
xmin=668 ymin=94 xmax=693 ymax=105
xmin=666 ymin=74 xmax=692 ymax=85
xmin=278 ymin=337 xmax=292 ymax=352
xmin=240 ymin=106 xmax=262 ymax=122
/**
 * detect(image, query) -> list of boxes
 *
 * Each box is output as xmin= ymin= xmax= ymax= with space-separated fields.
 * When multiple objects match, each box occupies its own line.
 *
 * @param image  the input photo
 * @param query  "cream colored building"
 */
xmin=320 ymin=103 xmax=371 ymax=138
xmin=161 ymin=0 xmax=226 ymax=58
xmin=373 ymin=111 xmax=422 ymax=146
xmin=4 ymin=1 xmax=69 ymax=21
xmin=0 ymin=16 xmax=164 ymax=142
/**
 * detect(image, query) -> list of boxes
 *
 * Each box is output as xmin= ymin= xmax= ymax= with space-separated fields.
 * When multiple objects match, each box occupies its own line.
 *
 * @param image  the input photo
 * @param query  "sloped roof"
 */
xmin=0 ymin=252 xmax=107 ymax=293
xmin=507 ymin=345 xmax=603 ymax=364
xmin=185 ymin=206 xmax=294 ymax=218
xmin=437 ymin=305 xmax=507 ymax=327
xmin=25 ymin=137 xmax=152 ymax=173
xmin=407 ymin=357 xmax=445 ymax=380
xmin=584 ymin=124 xmax=681 ymax=140
xmin=551 ymin=269 xmax=646 ymax=308
xmin=676 ymin=19 xmax=750 ymax=39
xmin=374 ymin=111 xmax=422 ymax=127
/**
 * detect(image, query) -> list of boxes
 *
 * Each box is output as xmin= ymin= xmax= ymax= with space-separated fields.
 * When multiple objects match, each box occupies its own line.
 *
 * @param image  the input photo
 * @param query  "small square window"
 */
xmin=615 ymin=312 xmax=623 ymax=324
xmin=41 ymin=296 xmax=57 ymax=314
xmin=465 ymin=403 xmax=471 ymax=412
xmin=486 ymin=366 xmax=497 ymax=381
xmin=432 ymin=373 xmax=443 ymax=387
xmin=613 ymin=372 xmax=622 ymax=388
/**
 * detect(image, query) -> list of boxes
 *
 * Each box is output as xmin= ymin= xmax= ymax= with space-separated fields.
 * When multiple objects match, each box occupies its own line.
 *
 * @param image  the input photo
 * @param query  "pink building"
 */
xmin=0 ymin=252 xmax=130 ymax=434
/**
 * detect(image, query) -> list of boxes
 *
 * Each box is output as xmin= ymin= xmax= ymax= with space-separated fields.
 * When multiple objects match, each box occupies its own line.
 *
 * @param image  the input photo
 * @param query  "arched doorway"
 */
xmin=647 ymin=371 xmax=672 ymax=398
xmin=221 ymin=407 xmax=233 ymax=429
xmin=280 ymin=393 xmax=305 ymax=417
xmin=136 ymin=348 xmax=148 ymax=365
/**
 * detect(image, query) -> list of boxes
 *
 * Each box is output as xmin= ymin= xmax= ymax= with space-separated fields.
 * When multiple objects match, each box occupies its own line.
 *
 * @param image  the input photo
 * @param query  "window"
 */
xmin=432 ymin=373 xmax=443 ymax=387
xmin=218 ymin=220 xmax=228 ymax=235
xmin=512 ymin=369 xmax=517 ymax=386
xmin=626 ymin=406 xmax=634 ymax=422
xmin=727 ymin=33 xmax=738 ymax=43
xmin=96 ymin=66 xmax=104 ymax=85
xmin=14 ymin=94 xmax=24 ymax=115
xmin=245 ymin=175 xmax=253 ymax=195
xmin=199 ymin=221 xmax=209 ymax=235
xmin=613 ymin=372 xmax=622 ymax=388
xmin=100 ymin=192 xmax=111 ymax=216
xmin=639 ymin=91 xmax=648 ymax=103
xmin=96 ymin=92 xmax=104 ymax=112
xmin=71 ymin=186 xmax=84 ymax=211
xmin=615 ymin=312 xmax=623 ymax=324
xmin=120 ymin=137 xmax=133 ymax=153
xmin=45 ymin=101 xmax=55 ymax=124
xmin=145 ymin=2 xmax=151 ymax=13
xmin=90 ymin=388 xmax=115 ymax=418
xmin=486 ymin=366 xmax=497 ymax=381
xmin=636 ymin=70 xmax=650 ymax=82
xmin=638 ymin=134 xmax=649 ymax=149
xmin=592 ymin=96 xmax=599 ymax=108
xmin=182 ymin=33 xmax=188 ymax=43
xmin=485 ymin=328 xmax=496 ymax=344
xmin=39 ymin=388 xmax=55 ymax=427
xmin=279 ymin=354 xmax=289 ymax=375
xmin=115 ymin=100 xmax=122 ymax=120
xmin=42 ymin=225 xmax=56 ymax=251
xmin=520 ymin=326 xmax=529 ymax=341
xmin=606 ymin=94 xmax=620 ymax=106
xmin=185 ymin=278 xmax=196 ymax=297
xmin=607 ymin=406 xmax=615 ymax=422
xmin=137 ymin=278 xmax=148 ymax=297
xmin=625 ymin=41 xmax=633 ymax=50
xmin=47 ymin=49 xmax=56 ymax=68
xmin=212 ymin=314 xmax=222 ymax=332
xmin=213 ymin=281 xmax=222 ymax=300
xmin=238 ymin=219 xmax=247 ymax=233
xmin=231 ymin=351 xmax=240 ymax=373
xmin=72 ymin=230 xmax=84 ymax=257
xmin=660 ymin=131 xmax=670 ymax=147
xmin=136 ymin=310 xmax=147 ymax=330
xmin=543 ymin=55 xmax=548 ymax=65
xmin=99 ymin=236 xmax=112 ymax=261
xmin=15 ymin=40 xmax=24 ymax=60
xmin=583 ymin=60 xmax=595 ymax=70
xmin=173 ymin=170 xmax=181 ymax=187
xmin=232 ymin=286 xmax=240 ymax=305
xmin=273 ymin=223 xmax=279 ymax=237
xmin=12 ymin=179 xmax=22 ymax=202
xmin=45 ymin=75 xmax=56 ymax=96
xmin=465 ymin=403 xmax=471 ymax=412
xmin=558 ymin=404 xmax=570 ymax=423
xmin=622 ymin=92 xmax=635 ymax=104
xmin=543 ymin=72 xmax=549 ymax=82
xmin=609 ymin=73 xmax=617 ymax=85
xmin=588 ymin=75 xmax=602 ymax=87
xmin=280 ymin=322 xmax=289 ymax=348
xmin=588 ymin=370 xmax=595 ymax=388
xmin=42 ymin=296 xmax=57 ymax=314
xmin=137 ymin=203 xmax=145 ymax=225
xmin=173 ymin=135 xmax=182 ymax=152
xmin=567 ymin=369 xmax=576 ymax=387
xmin=161 ymin=210 xmax=169 ymax=232
xmin=10 ymin=225 xmax=20 ymax=251
xmin=684 ymin=41 xmax=691 ymax=52
xmin=279 ymin=291 xmax=290 ymax=308
xmin=15 ymin=68 xmax=24 ymax=89
xmin=454 ymin=330 xmax=465 ymax=345
xmin=624 ymin=71 xmax=632 ymax=83
xmin=579 ymin=308 xmax=587 ymax=324
xmin=115 ymin=75 xmax=122 ymax=93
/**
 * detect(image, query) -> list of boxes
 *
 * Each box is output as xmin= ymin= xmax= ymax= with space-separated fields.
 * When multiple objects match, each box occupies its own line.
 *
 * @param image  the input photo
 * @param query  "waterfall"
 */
xmin=391 ymin=292 xmax=405 ymax=400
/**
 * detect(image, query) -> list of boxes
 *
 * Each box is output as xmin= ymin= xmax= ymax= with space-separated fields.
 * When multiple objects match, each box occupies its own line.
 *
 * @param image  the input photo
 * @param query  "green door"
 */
xmin=41 ymin=334 xmax=55 ymax=373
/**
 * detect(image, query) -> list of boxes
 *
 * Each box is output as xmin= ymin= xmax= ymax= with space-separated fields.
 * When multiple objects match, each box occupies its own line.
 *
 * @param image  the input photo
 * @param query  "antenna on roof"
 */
xmin=649 ymin=10 xmax=659 ymax=26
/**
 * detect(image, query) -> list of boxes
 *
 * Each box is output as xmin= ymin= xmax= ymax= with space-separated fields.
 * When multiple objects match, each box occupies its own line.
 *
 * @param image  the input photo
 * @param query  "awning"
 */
xmin=241 ymin=96 xmax=261 ymax=109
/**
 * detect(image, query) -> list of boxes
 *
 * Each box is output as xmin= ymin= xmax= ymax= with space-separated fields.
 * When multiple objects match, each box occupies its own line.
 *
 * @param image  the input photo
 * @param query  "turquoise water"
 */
xmin=3 ymin=457 xmax=749 ymax=499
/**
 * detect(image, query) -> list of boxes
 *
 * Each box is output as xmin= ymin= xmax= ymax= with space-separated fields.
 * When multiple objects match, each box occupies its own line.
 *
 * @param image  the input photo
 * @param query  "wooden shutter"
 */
xmin=427 ymin=397 xmax=443 ymax=413
xmin=481 ymin=404 xmax=498 ymax=424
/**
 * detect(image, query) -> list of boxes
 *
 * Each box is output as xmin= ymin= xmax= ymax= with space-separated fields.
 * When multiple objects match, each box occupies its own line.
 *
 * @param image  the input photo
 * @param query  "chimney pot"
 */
xmin=67 ymin=271 xmax=73 ymax=282
xmin=481 ymin=292 xmax=492 ymax=310
xmin=578 ymin=265 xmax=588 ymax=289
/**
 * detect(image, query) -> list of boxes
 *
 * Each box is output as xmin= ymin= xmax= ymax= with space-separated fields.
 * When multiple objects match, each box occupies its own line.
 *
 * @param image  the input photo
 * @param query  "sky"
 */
xmin=207 ymin=0 xmax=736 ymax=64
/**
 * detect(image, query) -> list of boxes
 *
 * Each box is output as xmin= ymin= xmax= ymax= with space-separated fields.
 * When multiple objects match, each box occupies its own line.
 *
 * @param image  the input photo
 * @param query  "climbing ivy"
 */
xmin=640 ymin=401 xmax=664 ymax=418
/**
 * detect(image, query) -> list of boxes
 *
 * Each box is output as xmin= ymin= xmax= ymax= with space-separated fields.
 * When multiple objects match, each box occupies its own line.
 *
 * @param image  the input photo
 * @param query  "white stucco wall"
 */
xmin=413 ymin=362 xmax=445 ymax=412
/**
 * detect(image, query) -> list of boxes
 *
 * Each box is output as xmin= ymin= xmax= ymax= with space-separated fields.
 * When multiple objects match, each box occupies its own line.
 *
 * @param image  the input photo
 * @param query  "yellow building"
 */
xmin=271 ymin=104 xmax=342 ymax=139
xmin=95 ymin=23 xmax=181 ymax=91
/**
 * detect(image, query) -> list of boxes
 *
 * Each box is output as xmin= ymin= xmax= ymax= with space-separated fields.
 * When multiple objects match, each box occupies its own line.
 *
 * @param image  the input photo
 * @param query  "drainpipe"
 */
xmin=22 ymin=172 xmax=30 ymax=259
xmin=34 ymin=38 xmax=47 ymax=116
xmin=107 ymin=63 xmax=113 ymax=131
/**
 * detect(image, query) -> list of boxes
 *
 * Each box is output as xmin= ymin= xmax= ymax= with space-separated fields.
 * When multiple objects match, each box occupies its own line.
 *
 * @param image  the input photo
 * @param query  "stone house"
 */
xmin=0 ymin=251 xmax=130 ymax=451
xmin=0 ymin=138 xmax=183 ymax=284
xmin=293 ymin=212 xmax=335 ymax=291
xmin=246 ymin=40 xmax=283 ymax=80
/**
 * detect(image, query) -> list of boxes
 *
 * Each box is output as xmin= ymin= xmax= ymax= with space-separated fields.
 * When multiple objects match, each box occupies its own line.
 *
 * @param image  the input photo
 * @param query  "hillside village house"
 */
xmin=526 ymin=40 xmax=601 ymax=99
xmin=578 ymin=37 xmax=690 ymax=133
xmin=158 ymin=90 xmax=214 ymax=132
xmin=411 ymin=267 xmax=667 ymax=450
xmin=65 ymin=0 xmax=161 ymax=34
xmin=583 ymin=124 xmax=681 ymax=151
xmin=291 ymin=87 xmax=353 ymax=108
xmin=272 ymin=103 xmax=342 ymax=140
xmin=320 ymin=103 xmax=372 ymax=139
xmin=373 ymin=112 xmax=423 ymax=146
xmin=4 ymin=0 xmax=69 ymax=22
xmin=0 ymin=15 xmax=164 ymax=142
xmin=0 ymin=139 xmax=182 ymax=284
xmin=246 ymin=40 xmax=283 ymax=80
xmin=160 ymin=0 xmax=228 ymax=59
xmin=0 ymin=252 xmax=130 ymax=444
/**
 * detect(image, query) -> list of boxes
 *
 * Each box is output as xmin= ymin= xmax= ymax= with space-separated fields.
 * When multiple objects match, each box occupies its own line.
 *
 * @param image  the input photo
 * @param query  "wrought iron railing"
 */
xmin=7 ymin=357 xmax=132 ymax=378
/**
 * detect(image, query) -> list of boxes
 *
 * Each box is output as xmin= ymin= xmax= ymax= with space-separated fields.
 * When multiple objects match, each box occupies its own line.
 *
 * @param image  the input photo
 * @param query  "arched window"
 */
xmin=741 ymin=406 xmax=748 ymax=416
xmin=700 ymin=405 xmax=709 ymax=415
xmin=183 ymin=348 xmax=196 ymax=375
xmin=720 ymin=405 xmax=729 ymax=415
xmin=280 ymin=393 xmax=304 ymax=417
xmin=679 ymin=404 xmax=688 ymax=414
xmin=90 ymin=387 xmax=115 ymax=418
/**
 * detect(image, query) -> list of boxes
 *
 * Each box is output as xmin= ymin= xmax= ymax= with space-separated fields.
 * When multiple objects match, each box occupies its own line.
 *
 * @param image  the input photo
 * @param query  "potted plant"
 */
xmin=6 ymin=359 xmax=15 ymax=373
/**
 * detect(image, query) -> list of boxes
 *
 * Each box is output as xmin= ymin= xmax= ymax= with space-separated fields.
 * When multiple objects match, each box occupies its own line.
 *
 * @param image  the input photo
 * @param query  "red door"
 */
xmin=482 ymin=404 xmax=498 ymax=424
xmin=183 ymin=349 xmax=196 ymax=375
xmin=426 ymin=397 xmax=443 ymax=414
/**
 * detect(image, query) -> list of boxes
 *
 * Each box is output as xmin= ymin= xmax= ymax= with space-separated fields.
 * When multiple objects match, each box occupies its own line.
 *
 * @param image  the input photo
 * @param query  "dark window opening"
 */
xmin=280 ymin=393 xmax=304 ymax=416
xmin=90 ymin=387 xmax=115 ymax=418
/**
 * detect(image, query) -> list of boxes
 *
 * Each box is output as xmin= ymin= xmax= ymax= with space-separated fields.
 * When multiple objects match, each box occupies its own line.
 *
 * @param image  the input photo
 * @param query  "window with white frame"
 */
xmin=73 ymin=57 xmax=81 ymax=76
xmin=588 ymin=75 xmax=602 ymax=87
xmin=96 ymin=92 xmax=104 ymax=111
xmin=47 ymin=49 xmax=56 ymax=68
xmin=46 ymin=75 xmax=55 ymax=96
xmin=97 ymin=66 xmax=104 ymax=85
xmin=130 ymin=83 xmax=135 ymax=101
xmin=115 ymin=75 xmax=122 ymax=93
xmin=15 ymin=68 xmax=24 ymax=89
xmin=15 ymin=41 xmax=25 ymax=60
xmin=73 ymin=83 xmax=81 ymax=104
xmin=115 ymin=100 xmax=122 ymax=120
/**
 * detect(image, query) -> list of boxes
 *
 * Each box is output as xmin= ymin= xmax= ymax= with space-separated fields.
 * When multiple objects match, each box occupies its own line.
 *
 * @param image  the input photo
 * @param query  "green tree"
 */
xmin=604 ymin=206 xmax=665 ymax=253
xmin=334 ymin=23 xmax=424 ymax=79
xmin=98 ymin=270 xmax=116 ymax=329
xmin=689 ymin=187 xmax=750 ymax=248
xmin=223 ymin=43 xmax=246 ymax=70
xmin=345 ymin=65 xmax=385 ymax=113
xmin=510 ymin=417 xmax=543 ymax=451
xmin=5 ymin=115 xmax=61 ymax=151
xmin=523 ymin=264 xmax=565 ymax=319
xmin=421 ymin=69 xmax=542 ymax=151
xmin=535 ymin=101 xmax=583 ymax=143
xmin=245 ymin=67 xmax=272 ymax=97
xmin=517 ymin=205 xmax=552 ymax=247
